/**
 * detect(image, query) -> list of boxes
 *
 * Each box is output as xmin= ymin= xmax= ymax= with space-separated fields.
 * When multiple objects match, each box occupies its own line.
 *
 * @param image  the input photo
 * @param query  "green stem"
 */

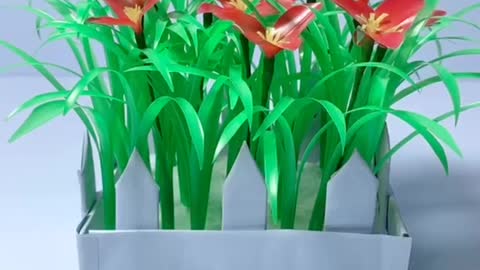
xmin=199 ymin=13 xmax=214 ymax=102
xmin=154 ymin=131 xmax=175 ymax=229
xmin=241 ymin=35 xmax=251 ymax=77
xmin=252 ymin=56 xmax=274 ymax=154
xmin=308 ymin=178 xmax=328 ymax=230
xmin=135 ymin=32 xmax=147 ymax=51
xmin=100 ymin=148 xmax=115 ymax=230
xmin=203 ymin=13 xmax=213 ymax=28
xmin=261 ymin=56 xmax=275 ymax=112
xmin=323 ymin=0 xmax=342 ymax=37
xmin=346 ymin=40 xmax=374 ymax=116
xmin=241 ymin=35 xmax=252 ymax=147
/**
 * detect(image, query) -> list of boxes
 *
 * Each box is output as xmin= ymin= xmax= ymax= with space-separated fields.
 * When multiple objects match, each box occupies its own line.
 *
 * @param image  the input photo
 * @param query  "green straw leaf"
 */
xmin=143 ymin=49 xmax=175 ymax=92
xmin=374 ymin=102 xmax=480 ymax=174
xmin=262 ymin=131 xmax=280 ymax=224
xmin=7 ymin=91 xmax=123 ymax=120
xmin=138 ymin=97 xmax=172 ymax=141
xmin=9 ymin=100 xmax=67 ymax=143
xmin=214 ymin=111 xmax=248 ymax=161
xmin=391 ymin=110 xmax=462 ymax=157
xmin=64 ymin=67 xmax=114 ymax=114
xmin=254 ymin=97 xmax=295 ymax=141
xmin=431 ymin=63 xmax=461 ymax=124
xmin=173 ymin=99 xmax=205 ymax=168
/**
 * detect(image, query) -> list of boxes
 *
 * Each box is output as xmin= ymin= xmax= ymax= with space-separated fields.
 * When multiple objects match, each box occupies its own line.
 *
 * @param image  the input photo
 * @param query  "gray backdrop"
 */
xmin=1 ymin=1 xmax=480 ymax=270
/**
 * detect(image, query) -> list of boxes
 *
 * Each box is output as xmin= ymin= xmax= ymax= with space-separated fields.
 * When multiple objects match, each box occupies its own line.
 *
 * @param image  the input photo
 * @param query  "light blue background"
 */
xmin=1 ymin=1 xmax=480 ymax=270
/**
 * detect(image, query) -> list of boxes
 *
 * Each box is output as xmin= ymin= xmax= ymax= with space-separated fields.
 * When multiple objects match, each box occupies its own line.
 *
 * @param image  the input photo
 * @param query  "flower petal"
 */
xmin=369 ymin=31 xmax=405 ymax=49
xmin=199 ymin=4 xmax=265 ymax=44
xmin=257 ymin=0 xmax=295 ymax=16
xmin=88 ymin=16 xmax=141 ymax=33
xmin=376 ymin=0 xmax=424 ymax=31
xmin=426 ymin=9 xmax=446 ymax=27
xmin=143 ymin=0 xmax=160 ymax=12
xmin=279 ymin=36 xmax=303 ymax=51
xmin=258 ymin=41 xmax=284 ymax=58
xmin=274 ymin=3 xmax=323 ymax=39
xmin=333 ymin=0 xmax=373 ymax=18
xmin=88 ymin=16 xmax=135 ymax=27
xmin=104 ymin=0 xmax=129 ymax=18
xmin=219 ymin=0 xmax=232 ymax=8
xmin=198 ymin=2 xmax=294 ymax=57
xmin=278 ymin=0 xmax=296 ymax=8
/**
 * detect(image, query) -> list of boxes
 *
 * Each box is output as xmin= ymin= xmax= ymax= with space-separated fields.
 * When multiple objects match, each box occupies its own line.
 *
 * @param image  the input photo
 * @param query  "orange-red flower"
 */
xmin=334 ymin=0 xmax=425 ymax=49
xmin=88 ymin=0 xmax=159 ymax=34
xmin=199 ymin=2 xmax=322 ymax=58
xmin=426 ymin=10 xmax=446 ymax=27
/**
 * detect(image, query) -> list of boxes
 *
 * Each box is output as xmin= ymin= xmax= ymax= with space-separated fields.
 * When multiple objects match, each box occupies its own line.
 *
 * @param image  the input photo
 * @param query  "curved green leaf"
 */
xmin=9 ymin=100 xmax=67 ymax=143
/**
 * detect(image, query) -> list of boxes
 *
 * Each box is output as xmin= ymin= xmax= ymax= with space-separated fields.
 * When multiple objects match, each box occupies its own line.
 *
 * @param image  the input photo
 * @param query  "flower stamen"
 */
xmin=228 ymin=0 xmax=252 ymax=11
xmin=257 ymin=27 xmax=289 ymax=47
xmin=357 ymin=12 xmax=395 ymax=34
xmin=124 ymin=5 xmax=143 ymax=24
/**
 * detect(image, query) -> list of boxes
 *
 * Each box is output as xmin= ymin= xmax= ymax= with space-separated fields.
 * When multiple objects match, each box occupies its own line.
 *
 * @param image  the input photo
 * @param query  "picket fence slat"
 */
xmin=222 ymin=143 xmax=268 ymax=230
xmin=324 ymin=151 xmax=379 ymax=233
xmin=78 ymin=132 xmax=97 ymax=217
xmin=115 ymin=150 xmax=160 ymax=230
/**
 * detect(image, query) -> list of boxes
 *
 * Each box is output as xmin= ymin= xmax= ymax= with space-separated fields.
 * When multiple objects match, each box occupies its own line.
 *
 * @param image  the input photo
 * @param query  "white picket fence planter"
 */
xmin=76 ymin=131 xmax=412 ymax=270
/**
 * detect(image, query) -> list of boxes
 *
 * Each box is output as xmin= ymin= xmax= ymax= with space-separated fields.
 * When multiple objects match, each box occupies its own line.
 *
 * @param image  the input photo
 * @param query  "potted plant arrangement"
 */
xmin=3 ymin=0 xmax=480 ymax=269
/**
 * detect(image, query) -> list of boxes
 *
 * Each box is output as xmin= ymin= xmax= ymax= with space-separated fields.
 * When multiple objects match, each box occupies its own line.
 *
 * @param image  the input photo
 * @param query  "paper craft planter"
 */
xmin=77 ymin=133 xmax=411 ymax=270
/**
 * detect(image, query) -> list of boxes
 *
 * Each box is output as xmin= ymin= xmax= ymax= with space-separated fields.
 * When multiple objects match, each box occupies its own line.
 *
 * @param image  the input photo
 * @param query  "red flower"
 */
xmin=199 ymin=0 xmax=295 ymax=17
xmin=88 ymin=0 xmax=159 ymax=34
xmin=426 ymin=10 xmax=446 ymax=27
xmin=200 ymin=3 xmax=322 ymax=58
xmin=334 ymin=0 xmax=425 ymax=49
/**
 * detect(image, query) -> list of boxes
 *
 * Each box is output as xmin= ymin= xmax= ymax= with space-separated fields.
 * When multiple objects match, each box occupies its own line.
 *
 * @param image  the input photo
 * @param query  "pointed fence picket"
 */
xmin=222 ymin=143 xmax=267 ymax=230
xmin=323 ymin=151 xmax=379 ymax=233
xmin=115 ymin=150 xmax=160 ymax=230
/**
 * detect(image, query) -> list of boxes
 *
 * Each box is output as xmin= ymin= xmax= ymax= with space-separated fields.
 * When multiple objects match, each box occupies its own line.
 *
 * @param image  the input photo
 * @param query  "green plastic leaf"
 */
xmin=254 ymin=97 xmax=295 ymax=141
xmin=214 ymin=111 xmax=248 ymax=161
xmin=8 ymin=91 xmax=123 ymax=120
xmin=173 ymin=99 xmax=205 ymax=168
xmin=0 ymin=40 xmax=65 ymax=91
xmin=274 ymin=116 xmax=298 ymax=229
xmin=431 ymin=63 xmax=461 ymax=124
xmin=229 ymin=66 xmax=254 ymax=127
xmin=391 ymin=110 xmax=462 ymax=157
xmin=64 ymin=67 xmax=113 ymax=114
xmin=9 ymin=100 xmax=66 ymax=143
xmin=143 ymin=49 xmax=175 ymax=92
xmin=138 ymin=96 xmax=172 ymax=141
xmin=375 ymin=102 xmax=480 ymax=174
xmin=263 ymin=131 xmax=279 ymax=224
xmin=168 ymin=23 xmax=191 ymax=47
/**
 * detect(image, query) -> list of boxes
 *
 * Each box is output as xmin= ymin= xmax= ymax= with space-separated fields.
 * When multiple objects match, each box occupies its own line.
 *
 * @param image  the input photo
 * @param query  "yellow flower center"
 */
xmin=124 ymin=5 xmax=143 ymax=24
xmin=357 ymin=13 xmax=404 ymax=34
xmin=257 ymin=27 xmax=289 ymax=47
xmin=228 ymin=0 xmax=253 ymax=11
